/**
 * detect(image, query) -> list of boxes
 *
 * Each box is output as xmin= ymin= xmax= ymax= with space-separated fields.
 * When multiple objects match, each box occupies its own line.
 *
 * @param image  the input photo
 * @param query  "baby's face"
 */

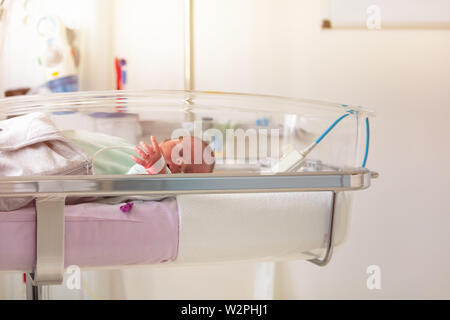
xmin=159 ymin=137 xmax=215 ymax=174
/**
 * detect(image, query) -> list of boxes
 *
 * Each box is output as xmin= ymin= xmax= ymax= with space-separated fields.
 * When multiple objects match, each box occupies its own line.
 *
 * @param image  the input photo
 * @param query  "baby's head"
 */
xmin=159 ymin=136 xmax=215 ymax=173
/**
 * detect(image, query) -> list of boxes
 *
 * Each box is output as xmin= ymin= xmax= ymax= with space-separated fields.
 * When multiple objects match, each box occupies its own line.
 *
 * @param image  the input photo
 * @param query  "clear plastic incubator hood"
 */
xmin=0 ymin=90 xmax=377 ymax=296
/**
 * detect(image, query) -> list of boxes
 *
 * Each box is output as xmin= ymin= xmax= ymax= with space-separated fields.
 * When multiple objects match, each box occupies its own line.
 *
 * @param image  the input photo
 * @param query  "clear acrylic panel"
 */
xmin=0 ymin=90 xmax=374 ymax=176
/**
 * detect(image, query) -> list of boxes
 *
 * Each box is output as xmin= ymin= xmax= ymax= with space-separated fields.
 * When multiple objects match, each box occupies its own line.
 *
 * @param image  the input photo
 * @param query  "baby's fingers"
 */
xmin=151 ymin=136 xmax=160 ymax=153
xmin=134 ymin=145 xmax=148 ymax=159
xmin=132 ymin=156 xmax=146 ymax=167
xmin=140 ymin=141 xmax=153 ymax=155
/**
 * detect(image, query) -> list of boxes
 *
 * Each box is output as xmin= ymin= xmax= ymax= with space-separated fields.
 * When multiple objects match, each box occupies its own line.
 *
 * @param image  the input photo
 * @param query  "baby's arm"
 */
xmin=132 ymin=136 xmax=167 ymax=174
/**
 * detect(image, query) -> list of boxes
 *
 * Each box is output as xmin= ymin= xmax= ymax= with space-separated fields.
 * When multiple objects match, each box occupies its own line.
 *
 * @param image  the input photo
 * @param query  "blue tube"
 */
xmin=315 ymin=113 xmax=350 ymax=144
xmin=314 ymin=112 xmax=370 ymax=168
xmin=362 ymin=117 xmax=370 ymax=168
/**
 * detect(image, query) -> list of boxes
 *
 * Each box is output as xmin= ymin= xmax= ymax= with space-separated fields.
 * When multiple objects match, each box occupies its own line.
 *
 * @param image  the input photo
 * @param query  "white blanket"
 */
xmin=0 ymin=113 xmax=91 ymax=211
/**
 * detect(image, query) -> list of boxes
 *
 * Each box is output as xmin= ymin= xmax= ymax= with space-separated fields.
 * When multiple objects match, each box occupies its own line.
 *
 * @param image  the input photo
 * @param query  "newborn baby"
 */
xmin=129 ymin=136 xmax=215 ymax=175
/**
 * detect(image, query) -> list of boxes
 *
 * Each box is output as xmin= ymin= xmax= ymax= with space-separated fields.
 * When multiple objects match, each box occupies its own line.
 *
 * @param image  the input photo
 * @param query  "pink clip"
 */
xmin=120 ymin=202 xmax=134 ymax=213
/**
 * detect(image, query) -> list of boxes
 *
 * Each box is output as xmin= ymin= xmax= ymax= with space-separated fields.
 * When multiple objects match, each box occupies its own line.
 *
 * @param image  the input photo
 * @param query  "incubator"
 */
xmin=0 ymin=91 xmax=377 ymax=301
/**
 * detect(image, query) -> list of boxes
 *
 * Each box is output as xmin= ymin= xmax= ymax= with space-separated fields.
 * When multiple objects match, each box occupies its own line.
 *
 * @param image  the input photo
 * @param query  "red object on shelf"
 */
xmin=114 ymin=57 xmax=123 ymax=113
xmin=115 ymin=57 xmax=122 ymax=90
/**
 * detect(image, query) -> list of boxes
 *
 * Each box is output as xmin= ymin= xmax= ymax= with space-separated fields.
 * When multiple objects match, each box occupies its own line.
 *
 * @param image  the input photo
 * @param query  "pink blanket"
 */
xmin=0 ymin=199 xmax=179 ymax=271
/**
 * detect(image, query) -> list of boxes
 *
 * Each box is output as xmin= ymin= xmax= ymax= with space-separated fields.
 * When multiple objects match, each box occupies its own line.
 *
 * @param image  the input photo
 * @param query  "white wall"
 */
xmin=112 ymin=0 xmax=185 ymax=90
xmin=78 ymin=0 xmax=115 ymax=91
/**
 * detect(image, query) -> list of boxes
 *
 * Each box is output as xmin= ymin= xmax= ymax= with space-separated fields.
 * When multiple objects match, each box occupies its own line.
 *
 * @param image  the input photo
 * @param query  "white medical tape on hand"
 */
xmin=146 ymin=156 xmax=166 ymax=174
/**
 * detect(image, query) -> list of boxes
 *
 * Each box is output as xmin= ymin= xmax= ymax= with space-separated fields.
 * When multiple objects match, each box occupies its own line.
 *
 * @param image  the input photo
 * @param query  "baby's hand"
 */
xmin=132 ymin=136 xmax=167 ymax=174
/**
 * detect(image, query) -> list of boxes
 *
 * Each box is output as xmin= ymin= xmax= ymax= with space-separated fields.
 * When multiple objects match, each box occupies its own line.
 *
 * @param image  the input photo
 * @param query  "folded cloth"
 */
xmin=0 ymin=113 xmax=91 ymax=211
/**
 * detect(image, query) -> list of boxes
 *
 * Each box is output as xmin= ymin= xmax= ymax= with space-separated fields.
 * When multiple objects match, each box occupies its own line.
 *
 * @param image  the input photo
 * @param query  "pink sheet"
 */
xmin=0 ymin=198 xmax=179 ymax=271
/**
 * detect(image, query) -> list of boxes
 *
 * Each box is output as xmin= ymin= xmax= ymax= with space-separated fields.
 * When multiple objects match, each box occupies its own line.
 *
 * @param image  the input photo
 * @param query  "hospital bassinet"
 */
xmin=0 ymin=90 xmax=377 ymax=296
